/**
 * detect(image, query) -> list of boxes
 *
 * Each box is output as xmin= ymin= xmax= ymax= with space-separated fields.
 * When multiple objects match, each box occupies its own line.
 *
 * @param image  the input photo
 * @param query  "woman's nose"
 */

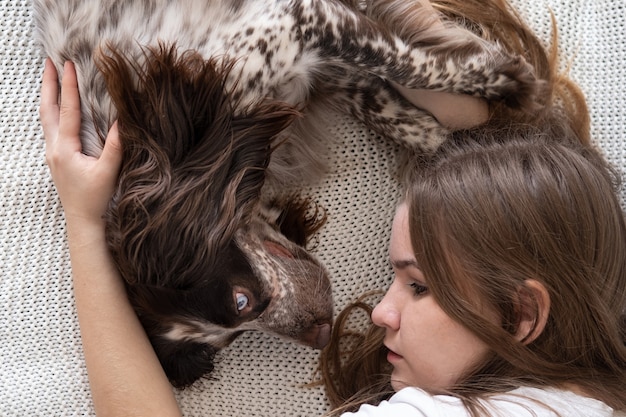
xmin=371 ymin=291 xmax=400 ymax=330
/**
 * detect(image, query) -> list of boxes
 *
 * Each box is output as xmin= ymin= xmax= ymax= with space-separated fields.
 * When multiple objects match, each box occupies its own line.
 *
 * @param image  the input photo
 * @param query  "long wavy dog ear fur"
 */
xmin=96 ymin=42 xmax=300 ymax=288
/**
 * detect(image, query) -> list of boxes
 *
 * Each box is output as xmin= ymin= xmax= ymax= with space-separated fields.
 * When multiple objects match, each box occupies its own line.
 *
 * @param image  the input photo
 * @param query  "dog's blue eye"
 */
xmin=236 ymin=293 xmax=249 ymax=311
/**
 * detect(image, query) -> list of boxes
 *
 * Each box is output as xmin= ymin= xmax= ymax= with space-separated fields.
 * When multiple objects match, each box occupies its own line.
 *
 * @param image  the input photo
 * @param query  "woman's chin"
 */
xmin=389 ymin=374 xmax=411 ymax=392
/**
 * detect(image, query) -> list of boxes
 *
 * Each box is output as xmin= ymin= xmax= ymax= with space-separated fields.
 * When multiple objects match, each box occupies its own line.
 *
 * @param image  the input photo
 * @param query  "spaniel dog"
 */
xmin=34 ymin=0 xmax=538 ymax=388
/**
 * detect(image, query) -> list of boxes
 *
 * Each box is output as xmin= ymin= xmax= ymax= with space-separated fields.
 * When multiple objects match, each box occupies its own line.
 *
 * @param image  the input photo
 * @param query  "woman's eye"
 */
xmin=409 ymin=282 xmax=428 ymax=296
xmin=236 ymin=293 xmax=249 ymax=311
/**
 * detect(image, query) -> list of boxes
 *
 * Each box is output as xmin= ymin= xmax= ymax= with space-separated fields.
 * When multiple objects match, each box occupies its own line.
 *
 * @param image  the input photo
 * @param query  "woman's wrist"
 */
xmin=64 ymin=215 xmax=107 ymax=244
xmin=63 ymin=215 xmax=114 ymax=282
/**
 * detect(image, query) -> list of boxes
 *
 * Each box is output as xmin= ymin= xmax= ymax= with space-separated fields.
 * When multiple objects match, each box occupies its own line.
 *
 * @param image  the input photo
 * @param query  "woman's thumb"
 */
xmin=100 ymin=121 xmax=123 ymax=173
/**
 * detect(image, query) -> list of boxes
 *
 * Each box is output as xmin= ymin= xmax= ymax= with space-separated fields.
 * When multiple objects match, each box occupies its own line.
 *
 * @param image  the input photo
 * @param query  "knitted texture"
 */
xmin=1 ymin=0 xmax=624 ymax=415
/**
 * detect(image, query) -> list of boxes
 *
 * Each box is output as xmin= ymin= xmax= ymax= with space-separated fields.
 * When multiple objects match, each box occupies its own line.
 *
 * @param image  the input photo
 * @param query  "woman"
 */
xmin=318 ymin=3 xmax=623 ymax=414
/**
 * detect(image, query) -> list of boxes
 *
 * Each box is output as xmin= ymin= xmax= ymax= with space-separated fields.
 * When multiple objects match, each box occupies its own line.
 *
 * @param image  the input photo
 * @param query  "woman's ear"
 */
xmin=514 ymin=279 xmax=551 ymax=344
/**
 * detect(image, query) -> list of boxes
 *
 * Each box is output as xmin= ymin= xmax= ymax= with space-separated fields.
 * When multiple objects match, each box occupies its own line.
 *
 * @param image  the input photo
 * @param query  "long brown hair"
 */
xmin=410 ymin=131 xmax=626 ymax=410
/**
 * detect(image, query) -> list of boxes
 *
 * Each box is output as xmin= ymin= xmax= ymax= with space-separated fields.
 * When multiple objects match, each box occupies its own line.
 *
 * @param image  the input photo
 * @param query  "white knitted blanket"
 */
xmin=1 ymin=1 xmax=624 ymax=415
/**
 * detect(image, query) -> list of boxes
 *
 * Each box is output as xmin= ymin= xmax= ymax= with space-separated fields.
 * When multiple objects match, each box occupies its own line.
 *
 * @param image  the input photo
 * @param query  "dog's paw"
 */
xmin=486 ymin=53 xmax=542 ymax=111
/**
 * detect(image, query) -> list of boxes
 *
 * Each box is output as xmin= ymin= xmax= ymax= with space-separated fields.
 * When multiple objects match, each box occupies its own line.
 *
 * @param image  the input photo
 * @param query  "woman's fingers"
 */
xmin=57 ymin=61 xmax=83 ymax=156
xmin=40 ymin=59 xmax=85 ymax=166
xmin=40 ymin=58 xmax=60 ymax=149
xmin=39 ymin=58 xmax=121 ymax=175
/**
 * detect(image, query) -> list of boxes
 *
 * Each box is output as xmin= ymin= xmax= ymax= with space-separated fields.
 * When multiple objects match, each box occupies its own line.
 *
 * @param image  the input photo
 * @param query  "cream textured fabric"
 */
xmin=1 ymin=0 xmax=624 ymax=416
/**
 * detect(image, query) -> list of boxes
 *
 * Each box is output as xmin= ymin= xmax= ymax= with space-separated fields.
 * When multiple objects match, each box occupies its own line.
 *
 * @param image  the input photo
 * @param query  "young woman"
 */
xmin=318 ymin=2 xmax=624 ymax=415
xmin=40 ymin=1 xmax=622 ymax=416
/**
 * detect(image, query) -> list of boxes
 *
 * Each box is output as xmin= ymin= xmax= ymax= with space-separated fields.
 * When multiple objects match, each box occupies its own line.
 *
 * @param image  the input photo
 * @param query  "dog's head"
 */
xmin=98 ymin=43 xmax=333 ymax=388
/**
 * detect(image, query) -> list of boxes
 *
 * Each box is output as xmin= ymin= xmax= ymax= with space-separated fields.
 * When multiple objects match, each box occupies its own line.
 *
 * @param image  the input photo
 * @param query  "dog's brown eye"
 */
xmin=236 ymin=293 xmax=249 ymax=311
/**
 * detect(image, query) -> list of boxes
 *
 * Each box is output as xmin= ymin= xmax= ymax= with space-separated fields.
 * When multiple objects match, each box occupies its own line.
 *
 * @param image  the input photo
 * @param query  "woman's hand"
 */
xmin=40 ymin=59 xmax=122 ymax=226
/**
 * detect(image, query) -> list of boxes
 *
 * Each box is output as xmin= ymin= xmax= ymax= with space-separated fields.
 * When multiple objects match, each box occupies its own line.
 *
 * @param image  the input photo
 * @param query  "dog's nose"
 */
xmin=300 ymin=322 xmax=332 ymax=349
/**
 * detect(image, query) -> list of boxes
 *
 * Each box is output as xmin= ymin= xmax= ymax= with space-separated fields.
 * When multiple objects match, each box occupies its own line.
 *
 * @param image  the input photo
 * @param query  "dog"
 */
xmin=33 ymin=0 xmax=538 ymax=388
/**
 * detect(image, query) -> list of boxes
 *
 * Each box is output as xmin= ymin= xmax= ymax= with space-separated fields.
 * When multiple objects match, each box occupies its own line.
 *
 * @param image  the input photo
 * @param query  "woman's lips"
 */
xmin=386 ymin=347 xmax=403 ymax=362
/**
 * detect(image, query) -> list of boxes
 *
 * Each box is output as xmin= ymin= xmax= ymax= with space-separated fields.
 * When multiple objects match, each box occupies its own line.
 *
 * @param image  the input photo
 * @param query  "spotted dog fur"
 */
xmin=34 ymin=0 xmax=538 ymax=387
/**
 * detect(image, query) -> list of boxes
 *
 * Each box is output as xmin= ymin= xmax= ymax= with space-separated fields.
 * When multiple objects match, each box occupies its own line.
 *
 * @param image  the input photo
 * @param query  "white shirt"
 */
xmin=343 ymin=386 xmax=622 ymax=417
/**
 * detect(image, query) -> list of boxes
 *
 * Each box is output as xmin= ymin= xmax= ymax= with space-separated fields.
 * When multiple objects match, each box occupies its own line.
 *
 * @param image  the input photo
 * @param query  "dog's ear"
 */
xmin=97 ymin=42 xmax=301 ymax=286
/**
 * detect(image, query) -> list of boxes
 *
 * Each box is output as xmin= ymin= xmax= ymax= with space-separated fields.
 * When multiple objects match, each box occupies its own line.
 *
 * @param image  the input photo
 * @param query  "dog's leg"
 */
xmin=318 ymin=72 xmax=449 ymax=151
xmin=297 ymin=0 xmax=538 ymax=110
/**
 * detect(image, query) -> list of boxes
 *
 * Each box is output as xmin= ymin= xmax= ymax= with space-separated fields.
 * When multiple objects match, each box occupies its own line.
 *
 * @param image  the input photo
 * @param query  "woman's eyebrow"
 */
xmin=390 ymin=259 xmax=420 ymax=270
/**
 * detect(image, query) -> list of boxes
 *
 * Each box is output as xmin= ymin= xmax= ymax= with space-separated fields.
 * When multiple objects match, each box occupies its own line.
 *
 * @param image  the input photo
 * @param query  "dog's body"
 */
xmin=34 ymin=0 xmax=537 ymax=387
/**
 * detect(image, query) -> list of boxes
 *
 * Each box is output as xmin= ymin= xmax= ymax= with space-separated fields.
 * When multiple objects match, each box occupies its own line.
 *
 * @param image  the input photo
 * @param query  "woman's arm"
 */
xmin=389 ymin=0 xmax=490 ymax=130
xmin=40 ymin=59 xmax=182 ymax=417
xmin=392 ymin=83 xmax=489 ymax=130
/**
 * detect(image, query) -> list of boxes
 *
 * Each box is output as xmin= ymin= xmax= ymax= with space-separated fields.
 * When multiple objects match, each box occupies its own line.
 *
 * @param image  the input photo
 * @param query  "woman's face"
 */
xmin=371 ymin=203 xmax=492 ymax=392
